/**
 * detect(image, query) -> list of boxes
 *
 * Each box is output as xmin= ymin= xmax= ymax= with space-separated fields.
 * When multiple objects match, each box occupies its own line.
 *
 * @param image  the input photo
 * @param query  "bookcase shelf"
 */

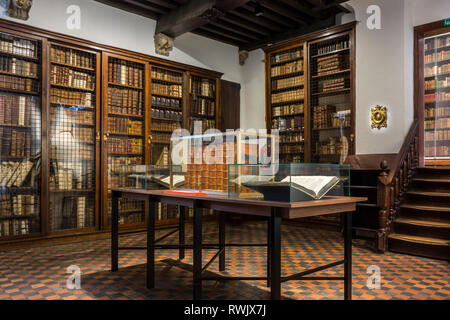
xmin=423 ymin=32 xmax=450 ymax=162
xmin=47 ymin=42 xmax=100 ymax=233
xmin=0 ymin=30 xmax=42 ymax=239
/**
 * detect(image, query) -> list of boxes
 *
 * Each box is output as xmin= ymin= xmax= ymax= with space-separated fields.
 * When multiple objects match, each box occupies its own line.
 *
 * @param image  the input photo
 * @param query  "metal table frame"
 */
xmin=111 ymin=189 xmax=363 ymax=300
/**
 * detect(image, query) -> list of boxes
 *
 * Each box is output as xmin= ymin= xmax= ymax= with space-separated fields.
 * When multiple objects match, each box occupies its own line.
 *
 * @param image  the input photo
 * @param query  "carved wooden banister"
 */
xmin=376 ymin=120 xmax=419 ymax=252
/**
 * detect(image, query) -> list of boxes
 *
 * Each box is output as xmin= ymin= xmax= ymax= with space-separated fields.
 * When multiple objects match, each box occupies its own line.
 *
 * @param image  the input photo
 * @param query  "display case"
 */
xmin=169 ymin=130 xmax=277 ymax=194
xmin=228 ymin=163 xmax=350 ymax=202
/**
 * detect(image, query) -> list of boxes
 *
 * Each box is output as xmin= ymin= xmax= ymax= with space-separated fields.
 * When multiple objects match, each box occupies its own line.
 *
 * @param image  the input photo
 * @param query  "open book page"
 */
xmin=233 ymin=175 xmax=274 ymax=184
xmin=281 ymin=176 xmax=339 ymax=199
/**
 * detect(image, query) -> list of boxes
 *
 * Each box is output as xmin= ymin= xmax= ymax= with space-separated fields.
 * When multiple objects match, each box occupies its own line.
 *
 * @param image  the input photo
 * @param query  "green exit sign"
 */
xmin=445 ymin=18 xmax=450 ymax=27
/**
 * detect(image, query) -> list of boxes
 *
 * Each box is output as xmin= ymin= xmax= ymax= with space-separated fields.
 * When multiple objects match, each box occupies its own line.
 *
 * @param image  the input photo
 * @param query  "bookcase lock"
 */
xmin=96 ymin=131 xmax=100 ymax=141
xmin=148 ymin=135 xmax=152 ymax=144
xmin=104 ymin=133 xmax=109 ymax=141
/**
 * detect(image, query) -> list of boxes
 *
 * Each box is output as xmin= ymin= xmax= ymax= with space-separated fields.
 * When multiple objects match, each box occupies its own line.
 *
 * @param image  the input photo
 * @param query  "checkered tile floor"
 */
xmin=0 ymin=222 xmax=448 ymax=300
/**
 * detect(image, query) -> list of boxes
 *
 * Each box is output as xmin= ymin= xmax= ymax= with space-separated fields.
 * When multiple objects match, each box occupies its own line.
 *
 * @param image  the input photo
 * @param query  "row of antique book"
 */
xmin=425 ymin=106 xmax=450 ymax=117
xmin=271 ymin=88 xmax=304 ymax=104
xmin=50 ymin=65 xmax=94 ymax=90
xmin=50 ymin=46 xmax=95 ymax=70
xmin=108 ymin=155 xmax=143 ymax=175
xmin=0 ymin=94 xmax=35 ymax=126
xmin=424 ymin=92 xmax=450 ymax=103
xmin=49 ymin=126 xmax=94 ymax=144
xmin=51 ymin=88 xmax=93 ymax=107
xmin=151 ymin=95 xmax=181 ymax=109
xmin=190 ymin=98 xmax=216 ymax=117
xmin=48 ymin=197 xmax=93 ymax=230
xmin=108 ymin=60 xmax=144 ymax=88
xmin=424 ymin=118 xmax=450 ymax=129
xmin=151 ymin=108 xmax=182 ymax=121
xmin=279 ymin=132 xmax=304 ymax=143
xmin=425 ymin=128 xmax=450 ymax=141
xmin=0 ymin=128 xmax=31 ymax=158
xmin=424 ymin=63 xmax=450 ymax=77
xmin=424 ymin=50 xmax=450 ymax=64
xmin=0 ymin=56 xmax=39 ymax=78
xmin=0 ymin=74 xmax=38 ymax=92
xmin=424 ymin=76 xmax=450 ymax=90
xmin=272 ymin=104 xmax=304 ymax=117
xmin=107 ymin=137 xmax=143 ymax=154
xmin=315 ymin=54 xmax=346 ymax=76
xmin=152 ymin=82 xmax=183 ymax=98
xmin=425 ymin=145 xmax=449 ymax=157
xmin=271 ymin=60 xmax=303 ymax=78
xmin=0 ymin=194 xmax=38 ymax=217
xmin=50 ymin=107 xmax=94 ymax=126
xmin=424 ymin=35 xmax=450 ymax=51
xmin=271 ymin=48 xmax=302 ymax=64
xmin=108 ymin=117 xmax=143 ymax=136
xmin=271 ymin=75 xmax=304 ymax=91
xmin=0 ymin=35 xmax=37 ymax=58
xmin=108 ymin=87 xmax=143 ymax=115
xmin=151 ymin=67 xmax=182 ymax=84
xmin=272 ymin=116 xmax=304 ymax=131
xmin=314 ymin=137 xmax=345 ymax=156
xmin=0 ymin=220 xmax=30 ymax=237
xmin=0 ymin=160 xmax=34 ymax=187
xmin=315 ymin=39 xmax=349 ymax=56
xmin=320 ymin=77 xmax=346 ymax=93
xmin=190 ymin=78 xmax=216 ymax=97
xmin=152 ymin=120 xmax=180 ymax=132
xmin=50 ymin=163 xmax=94 ymax=191
xmin=189 ymin=118 xmax=215 ymax=133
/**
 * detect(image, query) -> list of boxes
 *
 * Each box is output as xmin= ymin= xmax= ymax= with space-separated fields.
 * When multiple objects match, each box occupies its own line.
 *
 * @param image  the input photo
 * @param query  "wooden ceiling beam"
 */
xmin=145 ymin=0 xmax=180 ymax=11
xmin=240 ymin=15 xmax=335 ymax=51
xmin=199 ymin=25 xmax=255 ymax=43
xmin=219 ymin=14 xmax=272 ymax=36
xmin=94 ymin=0 xmax=160 ymax=19
xmin=208 ymin=20 xmax=261 ymax=40
xmin=276 ymin=0 xmax=319 ymax=18
xmin=191 ymin=29 xmax=245 ymax=47
xmin=230 ymin=8 xmax=285 ymax=33
xmin=242 ymin=3 xmax=296 ymax=28
xmin=122 ymin=0 xmax=169 ymax=15
xmin=311 ymin=0 xmax=349 ymax=11
xmin=259 ymin=0 xmax=311 ymax=26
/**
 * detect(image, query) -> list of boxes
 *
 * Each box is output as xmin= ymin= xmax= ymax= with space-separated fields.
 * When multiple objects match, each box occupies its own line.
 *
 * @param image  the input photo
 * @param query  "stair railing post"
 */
xmin=377 ymin=160 xmax=390 ymax=252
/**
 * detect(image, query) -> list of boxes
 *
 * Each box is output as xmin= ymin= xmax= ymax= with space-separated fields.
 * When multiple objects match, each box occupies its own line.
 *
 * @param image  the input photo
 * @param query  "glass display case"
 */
xmin=118 ymin=164 xmax=183 ymax=190
xmin=228 ymin=163 xmax=350 ymax=202
xmin=169 ymin=130 xmax=278 ymax=193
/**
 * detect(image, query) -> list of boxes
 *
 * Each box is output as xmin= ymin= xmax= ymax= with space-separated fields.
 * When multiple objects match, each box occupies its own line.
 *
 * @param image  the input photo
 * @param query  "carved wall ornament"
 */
xmin=371 ymin=105 xmax=387 ymax=129
xmin=8 ymin=0 xmax=33 ymax=21
xmin=154 ymin=32 xmax=174 ymax=57
xmin=239 ymin=49 xmax=249 ymax=66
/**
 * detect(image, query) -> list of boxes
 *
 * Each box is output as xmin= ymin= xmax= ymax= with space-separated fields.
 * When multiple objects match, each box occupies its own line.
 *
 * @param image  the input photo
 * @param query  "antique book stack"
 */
xmin=189 ymin=75 xmax=216 ymax=133
xmin=313 ymin=105 xmax=336 ymax=129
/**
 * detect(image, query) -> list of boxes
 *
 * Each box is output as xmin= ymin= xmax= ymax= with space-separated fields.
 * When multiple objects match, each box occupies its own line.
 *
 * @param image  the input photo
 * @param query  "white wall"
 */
xmin=0 ymin=0 xmax=244 ymax=94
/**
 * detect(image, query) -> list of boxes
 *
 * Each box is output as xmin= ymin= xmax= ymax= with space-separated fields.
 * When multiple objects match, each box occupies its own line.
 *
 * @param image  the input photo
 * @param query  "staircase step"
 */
xmin=394 ymin=218 xmax=450 ymax=240
xmin=400 ymin=204 xmax=449 ymax=222
xmin=388 ymin=233 xmax=449 ymax=260
xmin=407 ymin=191 xmax=450 ymax=197
xmin=413 ymin=178 xmax=450 ymax=183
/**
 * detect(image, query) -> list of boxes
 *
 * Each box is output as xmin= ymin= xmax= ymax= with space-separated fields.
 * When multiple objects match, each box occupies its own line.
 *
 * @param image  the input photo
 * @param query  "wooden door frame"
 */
xmin=414 ymin=20 xmax=450 ymax=167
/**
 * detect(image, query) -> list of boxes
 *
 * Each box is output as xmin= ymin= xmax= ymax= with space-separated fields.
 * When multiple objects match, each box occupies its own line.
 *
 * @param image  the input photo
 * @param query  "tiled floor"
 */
xmin=0 ymin=222 xmax=448 ymax=300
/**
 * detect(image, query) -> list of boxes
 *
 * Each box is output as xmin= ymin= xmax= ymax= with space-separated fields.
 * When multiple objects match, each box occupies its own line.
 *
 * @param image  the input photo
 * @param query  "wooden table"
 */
xmin=110 ymin=188 xmax=366 ymax=300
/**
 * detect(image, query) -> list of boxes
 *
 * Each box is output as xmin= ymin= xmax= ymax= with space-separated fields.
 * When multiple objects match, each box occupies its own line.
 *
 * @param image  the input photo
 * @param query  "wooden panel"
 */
xmin=220 ymin=80 xmax=241 ymax=130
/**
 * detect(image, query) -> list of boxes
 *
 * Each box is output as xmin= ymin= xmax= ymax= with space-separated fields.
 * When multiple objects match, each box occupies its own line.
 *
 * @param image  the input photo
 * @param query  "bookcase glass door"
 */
xmin=188 ymin=75 xmax=217 ymax=133
xmin=150 ymin=65 xmax=184 ymax=224
xmin=0 ymin=31 xmax=42 ymax=238
xmin=269 ymin=45 xmax=306 ymax=163
xmin=105 ymin=55 xmax=146 ymax=226
xmin=309 ymin=33 xmax=353 ymax=164
xmin=423 ymin=32 xmax=450 ymax=162
xmin=48 ymin=43 xmax=98 ymax=231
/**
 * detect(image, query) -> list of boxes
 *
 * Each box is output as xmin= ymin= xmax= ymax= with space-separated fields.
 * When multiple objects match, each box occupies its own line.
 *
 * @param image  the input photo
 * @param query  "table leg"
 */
xmin=111 ymin=192 xmax=119 ymax=272
xmin=267 ymin=216 xmax=271 ymax=288
xmin=147 ymin=197 xmax=156 ymax=289
xmin=270 ymin=208 xmax=281 ymax=300
xmin=193 ymin=202 xmax=203 ymax=300
xmin=179 ymin=206 xmax=185 ymax=260
xmin=343 ymin=211 xmax=352 ymax=300
xmin=219 ymin=212 xmax=226 ymax=271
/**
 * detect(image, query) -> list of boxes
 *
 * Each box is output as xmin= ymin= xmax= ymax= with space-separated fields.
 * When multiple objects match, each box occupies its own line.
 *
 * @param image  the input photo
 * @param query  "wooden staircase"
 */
xmin=388 ymin=167 xmax=450 ymax=260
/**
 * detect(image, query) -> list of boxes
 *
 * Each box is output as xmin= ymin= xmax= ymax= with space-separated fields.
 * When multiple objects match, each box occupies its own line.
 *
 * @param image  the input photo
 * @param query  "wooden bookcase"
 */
xmin=308 ymin=30 xmax=355 ymax=164
xmin=149 ymin=63 xmax=185 ymax=225
xmin=0 ymin=18 xmax=223 ymax=245
xmin=422 ymin=32 xmax=450 ymax=164
xmin=0 ymin=28 xmax=45 ymax=240
xmin=187 ymin=72 xmax=221 ymax=133
xmin=102 ymin=52 xmax=150 ymax=230
xmin=47 ymin=42 xmax=101 ymax=234
xmin=266 ymin=42 xmax=308 ymax=163
xmin=264 ymin=23 xmax=356 ymax=165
